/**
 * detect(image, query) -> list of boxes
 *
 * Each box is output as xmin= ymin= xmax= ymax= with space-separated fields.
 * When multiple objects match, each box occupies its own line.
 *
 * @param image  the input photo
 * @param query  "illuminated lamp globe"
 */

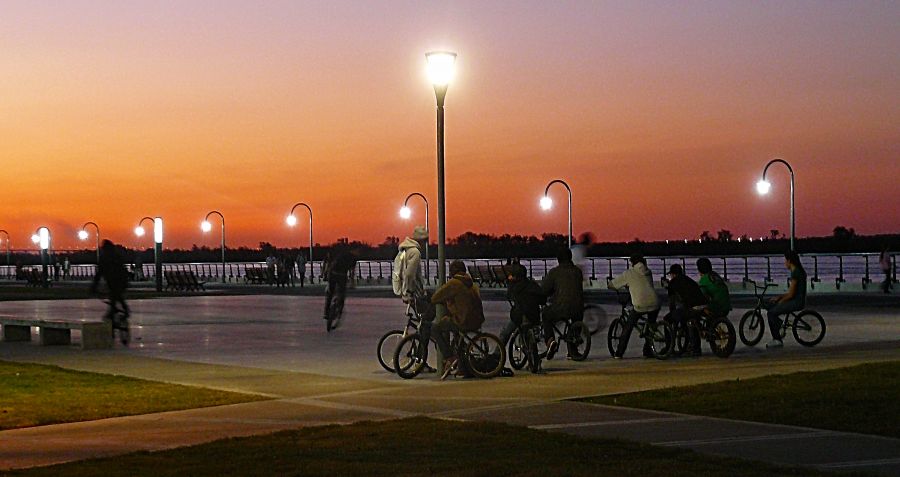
xmin=756 ymin=179 xmax=771 ymax=195
xmin=286 ymin=215 xmax=298 ymax=227
xmin=134 ymin=226 xmax=145 ymax=237
xmin=201 ymin=220 xmax=212 ymax=233
xmin=399 ymin=206 xmax=412 ymax=220
xmin=77 ymin=230 xmax=89 ymax=240
xmin=425 ymin=51 xmax=457 ymax=86
xmin=539 ymin=196 xmax=553 ymax=211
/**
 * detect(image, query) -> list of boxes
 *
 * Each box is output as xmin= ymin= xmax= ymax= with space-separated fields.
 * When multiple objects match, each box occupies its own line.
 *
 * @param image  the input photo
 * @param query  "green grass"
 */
xmin=580 ymin=361 xmax=900 ymax=438
xmin=3 ymin=417 xmax=852 ymax=477
xmin=0 ymin=361 xmax=265 ymax=430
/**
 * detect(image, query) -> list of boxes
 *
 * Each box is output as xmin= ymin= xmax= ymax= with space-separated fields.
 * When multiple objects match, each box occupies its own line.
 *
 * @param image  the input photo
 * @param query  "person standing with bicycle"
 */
xmin=90 ymin=240 xmax=130 ymax=327
xmin=765 ymin=251 xmax=807 ymax=349
xmin=608 ymin=254 xmax=659 ymax=358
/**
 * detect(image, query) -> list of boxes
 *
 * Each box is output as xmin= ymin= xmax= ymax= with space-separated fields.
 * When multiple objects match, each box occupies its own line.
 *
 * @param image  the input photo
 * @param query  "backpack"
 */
xmin=391 ymin=249 xmax=407 ymax=296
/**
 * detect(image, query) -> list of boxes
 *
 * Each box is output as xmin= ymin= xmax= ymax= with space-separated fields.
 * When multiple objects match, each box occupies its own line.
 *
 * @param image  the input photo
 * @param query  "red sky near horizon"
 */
xmin=2 ymin=1 xmax=898 ymax=251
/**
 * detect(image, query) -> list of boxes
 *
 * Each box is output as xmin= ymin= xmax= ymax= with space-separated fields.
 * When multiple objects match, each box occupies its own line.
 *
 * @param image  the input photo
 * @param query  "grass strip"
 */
xmin=580 ymin=360 xmax=900 ymax=438
xmin=4 ymin=417 xmax=852 ymax=477
xmin=0 ymin=360 xmax=264 ymax=430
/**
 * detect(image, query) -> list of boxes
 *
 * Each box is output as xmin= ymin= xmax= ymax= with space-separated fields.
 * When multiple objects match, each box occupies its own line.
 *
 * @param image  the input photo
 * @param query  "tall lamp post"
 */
xmin=756 ymin=158 xmax=795 ymax=251
xmin=78 ymin=222 xmax=101 ymax=264
xmin=135 ymin=216 xmax=164 ymax=291
xmin=286 ymin=202 xmax=313 ymax=283
xmin=540 ymin=179 xmax=574 ymax=248
xmin=201 ymin=211 xmax=227 ymax=283
xmin=400 ymin=192 xmax=430 ymax=284
xmin=426 ymin=50 xmax=456 ymax=286
xmin=31 ymin=227 xmax=51 ymax=288
xmin=0 ymin=229 xmax=9 ymax=278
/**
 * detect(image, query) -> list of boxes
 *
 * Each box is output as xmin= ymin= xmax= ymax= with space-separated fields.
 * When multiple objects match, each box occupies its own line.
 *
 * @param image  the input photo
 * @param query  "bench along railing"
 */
xmin=1 ymin=253 xmax=894 ymax=291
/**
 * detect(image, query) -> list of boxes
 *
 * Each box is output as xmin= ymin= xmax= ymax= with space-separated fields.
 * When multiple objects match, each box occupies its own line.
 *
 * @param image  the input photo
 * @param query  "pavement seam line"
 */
xmin=655 ymin=430 xmax=841 ymax=446
xmin=278 ymin=397 xmax=416 ymax=418
xmin=530 ymin=416 xmax=703 ymax=430
xmin=817 ymin=457 xmax=900 ymax=469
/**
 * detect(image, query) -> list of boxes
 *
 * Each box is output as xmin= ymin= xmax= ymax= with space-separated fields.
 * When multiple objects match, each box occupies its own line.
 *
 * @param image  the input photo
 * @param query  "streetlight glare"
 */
xmin=134 ymin=226 xmax=145 ymax=237
xmin=286 ymin=215 xmax=298 ymax=227
xmin=756 ymin=179 xmax=771 ymax=195
xmin=399 ymin=206 xmax=412 ymax=219
xmin=31 ymin=234 xmax=40 ymax=244
xmin=201 ymin=220 xmax=212 ymax=232
xmin=540 ymin=196 xmax=553 ymax=211
xmin=77 ymin=230 xmax=89 ymax=240
xmin=426 ymin=51 xmax=456 ymax=86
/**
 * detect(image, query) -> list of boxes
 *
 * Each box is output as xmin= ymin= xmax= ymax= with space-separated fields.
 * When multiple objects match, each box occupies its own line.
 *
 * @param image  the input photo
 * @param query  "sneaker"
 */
xmin=422 ymin=364 xmax=437 ymax=374
xmin=766 ymin=339 xmax=783 ymax=349
xmin=440 ymin=357 xmax=458 ymax=380
xmin=546 ymin=339 xmax=560 ymax=360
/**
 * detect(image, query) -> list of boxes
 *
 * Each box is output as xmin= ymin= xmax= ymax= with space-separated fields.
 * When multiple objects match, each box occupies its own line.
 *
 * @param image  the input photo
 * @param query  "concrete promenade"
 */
xmin=1 ymin=295 xmax=898 ymax=474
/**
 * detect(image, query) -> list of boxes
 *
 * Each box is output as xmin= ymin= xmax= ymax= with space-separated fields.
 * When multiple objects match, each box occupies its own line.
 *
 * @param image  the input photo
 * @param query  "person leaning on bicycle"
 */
xmin=430 ymin=260 xmax=485 ymax=380
xmin=608 ymin=254 xmax=660 ymax=358
xmin=666 ymin=264 xmax=708 ymax=356
xmin=90 ymin=240 xmax=130 ymax=321
xmin=499 ymin=262 xmax=545 ymax=347
xmin=541 ymin=248 xmax=584 ymax=360
xmin=765 ymin=251 xmax=808 ymax=349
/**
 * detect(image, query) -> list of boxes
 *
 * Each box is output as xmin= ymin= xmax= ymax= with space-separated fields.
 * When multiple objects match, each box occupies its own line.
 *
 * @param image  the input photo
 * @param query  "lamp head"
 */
xmin=31 ymin=234 xmax=40 ymax=244
xmin=286 ymin=215 xmax=298 ymax=227
xmin=756 ymin=179 xmax=771 ymax=195
xmin=540 ymin=196 xmax=553 ymax=211
xmin=78 ymin=230 xmax=89 ymax=241
xmin=153 ymin=217 xmax=163 ymax=244
xmin=134 ymin=226 xmax=145 ymax=237
xmin=399 ymin=206 xmax=412 ymax=219
xmin=426 ymin=51 xmax=456 ymax=86
xmin=201 ymin=220 xmax=212 ymax=233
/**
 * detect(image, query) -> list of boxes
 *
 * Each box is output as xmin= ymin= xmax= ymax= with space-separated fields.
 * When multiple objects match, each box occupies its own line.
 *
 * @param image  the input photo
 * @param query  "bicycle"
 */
xmin=739 ymin=279 xmax=826 ymax=347
xmin=103 ymin=299 xmax=130 ymax=346
xmin=324 ymin=279 xmax=347 ymax=332
xmin=508 ymin=309 xmax=592 ymax=372
xmin=393 ymin=325 xmax=505 ymax=380
xmin=666 ymin=307 xmax=736 ymax=358
xmin=606 ymin=290 xmax=673 ymax=359
xmin=376 ymin=293 xmax=436 ymax=373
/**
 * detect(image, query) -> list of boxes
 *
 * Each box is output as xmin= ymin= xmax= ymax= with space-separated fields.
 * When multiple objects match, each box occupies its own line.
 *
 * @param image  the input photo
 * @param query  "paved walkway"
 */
xmin=1 ymin=295 xmax=898 ymax=473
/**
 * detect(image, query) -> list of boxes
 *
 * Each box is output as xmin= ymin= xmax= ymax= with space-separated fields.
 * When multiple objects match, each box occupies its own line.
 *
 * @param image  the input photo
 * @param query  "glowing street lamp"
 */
xmin=78 ymin=221 xmax=101 ymax=264
xmin=34 ymin=226 xmax=51 ymax=287
xmin=540 ymin=179 xmax=573 ymax=248
xmin=426 ymin=50 xmax=456 ymax=286
xmin=400 ymin=192 xmax=430 ymax=284
xmin=201 ymin=211 xmax=226 ymax=283
xmin=756 ymin=158 xmax=796 ymax=251
xmin=286 ymin=202 xmax=313 ymax=283
xmin=136 ymin=216 xmax=164 ymax=291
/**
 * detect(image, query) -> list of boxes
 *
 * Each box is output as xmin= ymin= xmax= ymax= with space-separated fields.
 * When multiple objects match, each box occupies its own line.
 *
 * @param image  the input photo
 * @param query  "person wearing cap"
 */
xmin=666 ymin=264 xmax=707 ymax=356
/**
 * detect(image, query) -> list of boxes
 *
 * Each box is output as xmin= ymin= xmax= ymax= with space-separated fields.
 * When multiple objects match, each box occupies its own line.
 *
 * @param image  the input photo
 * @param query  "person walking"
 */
xmin=284 ymin=253 xmax=296 ymax=287
xmin=296 ymin=252 xmax=308 ymax=288
xmin=881 ymin=246 xmax=893 ymax=294
xmin=265 ymin=253 xmax=276 ymax=285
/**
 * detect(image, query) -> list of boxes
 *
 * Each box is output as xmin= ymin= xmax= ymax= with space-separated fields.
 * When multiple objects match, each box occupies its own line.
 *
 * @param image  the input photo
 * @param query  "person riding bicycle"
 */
xmin=765 ymin=251 xmax=807 ymax=349
xmin=541 ymin=248 xmax=583 ymax=360
xmin=90 ymin=240 xmax=130 ymax=324
xmin=608 ymin=254 xmax=659 ymax=358
xmin=323 ymin=247 xmax=358 ymax=322
xmin=696 ymin=258 xmax=732 ymax=319
xmin=430 ymin=260 xmax=485 ymax=380
xmin=499 ymin=262 xmax=545 ymax=346
xmin=666 ymin=264 xmax=708 ymax=356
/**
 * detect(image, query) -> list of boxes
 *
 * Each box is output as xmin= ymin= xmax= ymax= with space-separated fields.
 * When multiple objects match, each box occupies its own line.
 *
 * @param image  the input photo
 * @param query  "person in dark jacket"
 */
xmin=323 ymin=248 xmax=358 ymax=322
xmin=498 ymin=263 xmax=545 ymax=346
xmin=431 ymin=260 xmax=485 ymax=380
xmin=666 ymin=264 xmax=707 ymax=356
xmin=90 ymin=240 xmax=130 ymax=320
xmin=541 ymin=248 xmax=584 ymax=359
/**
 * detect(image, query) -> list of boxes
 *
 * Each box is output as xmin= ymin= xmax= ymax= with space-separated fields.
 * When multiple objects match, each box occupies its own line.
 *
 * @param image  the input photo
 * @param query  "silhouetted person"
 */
xmin=296 ymin=252 xmax=307 ymax=288
xmin=881 ymin=246 xmax=893 ymax=294
xmin=91 ymin=240 xmax=130 ymax=320
xmin=323 ymin=248 xmax=358 ymax=322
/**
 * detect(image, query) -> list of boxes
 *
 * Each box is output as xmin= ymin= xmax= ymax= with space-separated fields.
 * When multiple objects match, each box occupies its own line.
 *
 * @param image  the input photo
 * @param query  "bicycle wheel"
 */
xmin=377 ymin=329 xmax=404 ymax=372
xmin=566 ymin=322 xmax=592 ymax=361
xmin=582 ymin=304 xmax=607 ymax=336
xmin=466 ymin=333 xmax=505 ymax=379
xmin=707 ymin=317 xmax=736 ymax=358
xmin=648 ymin=321 xmax=673 ymax=360
xmin=393 ymin=333 xmax=428 ymax=379
xmin=607 ymin=317 xmax=625 ymax=357
xmin=739 ymin=309 xmax=765 ymax=347
xmin=792 ymin=310 xmax=826 ymax=347
xmin=507 ymin=328 xmax=528 ymax=370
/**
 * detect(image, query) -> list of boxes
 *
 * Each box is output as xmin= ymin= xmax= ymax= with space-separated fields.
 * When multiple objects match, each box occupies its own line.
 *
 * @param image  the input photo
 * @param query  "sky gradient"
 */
xmin=2 ymin=1 xmax=898 ymax=250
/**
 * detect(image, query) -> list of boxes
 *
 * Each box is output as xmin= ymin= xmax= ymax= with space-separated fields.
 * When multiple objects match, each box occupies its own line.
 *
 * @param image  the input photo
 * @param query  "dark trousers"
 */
xmin=765 ymin=300 xmax=803 ymax=339
xmin=616 ymin=308 xmax=660 ymax=357
xmin=541 ymin=304 xmax=580 ymax=344
xmin=298 ymin=267 xmax=306 ymax=287
xmin=883 ymin=269 xmax=893 ymax=293
xmin=672 ymin=307 xmax=701 ymax=354
xmin=324 ymin=275 xmax=348 ymax=318
xmin=105 ymin=290 xmax=130 ymax=323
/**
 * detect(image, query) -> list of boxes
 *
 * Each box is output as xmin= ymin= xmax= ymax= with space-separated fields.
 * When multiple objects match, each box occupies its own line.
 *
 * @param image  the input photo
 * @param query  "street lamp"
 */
xmin=540 ymin=179 xmax=574 ymax=248
xmin=201 ymin=211 xmax=226 ymax=283
xmin=136 ymin=216 xmax=164 ymax=291
xmin=426 ymin=50 xmax=456 ymax=286
xmin=756 ymin=158 xmax=796 ymax=251
xmin=286 ymin=202 xmax=313 ymax=283
xmin=0 ymin=229 xmax=9 ymax=277
xmin=400 ymin=192 xmax=430 ymax=284
xmin=33 ymin=227 xmax=50 ymax=288
xmin=78 ymin=222 xmax=101 ymax=264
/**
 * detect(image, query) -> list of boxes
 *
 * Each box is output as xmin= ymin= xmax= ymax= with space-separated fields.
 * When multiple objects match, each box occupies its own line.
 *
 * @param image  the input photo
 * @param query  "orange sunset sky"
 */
xmin=1 ymin=1 xmax=898 ymax=250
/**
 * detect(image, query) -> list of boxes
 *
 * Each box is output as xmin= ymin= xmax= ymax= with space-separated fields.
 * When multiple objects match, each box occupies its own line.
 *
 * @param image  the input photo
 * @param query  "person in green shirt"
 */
xmin=696 ymin=258 xmax=732 ymax=317
xmin=765 ymin=251 xmax=808 ymax=349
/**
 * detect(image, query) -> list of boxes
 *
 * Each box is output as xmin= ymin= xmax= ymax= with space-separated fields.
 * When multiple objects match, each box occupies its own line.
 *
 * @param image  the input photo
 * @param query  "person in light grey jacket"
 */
xmin=608 ymin=254 xmax=660 ymax=358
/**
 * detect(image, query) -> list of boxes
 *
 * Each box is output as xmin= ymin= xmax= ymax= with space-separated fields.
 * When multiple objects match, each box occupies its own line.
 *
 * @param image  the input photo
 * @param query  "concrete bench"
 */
xmin=0 ymin=316 xmax=112 ymax=349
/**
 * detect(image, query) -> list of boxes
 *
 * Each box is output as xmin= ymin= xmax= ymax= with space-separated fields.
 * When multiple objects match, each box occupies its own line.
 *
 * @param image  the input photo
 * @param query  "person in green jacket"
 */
xmin=696 ymin=258 xmax=732 ymax=317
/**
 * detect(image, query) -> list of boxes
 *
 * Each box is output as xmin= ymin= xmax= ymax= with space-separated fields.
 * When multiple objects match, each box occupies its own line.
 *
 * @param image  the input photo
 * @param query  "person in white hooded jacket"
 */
xmin=608 ymin=254 xmax=660 ymax=358
xmin=392 ymin=226 xmax=427 ymax=301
